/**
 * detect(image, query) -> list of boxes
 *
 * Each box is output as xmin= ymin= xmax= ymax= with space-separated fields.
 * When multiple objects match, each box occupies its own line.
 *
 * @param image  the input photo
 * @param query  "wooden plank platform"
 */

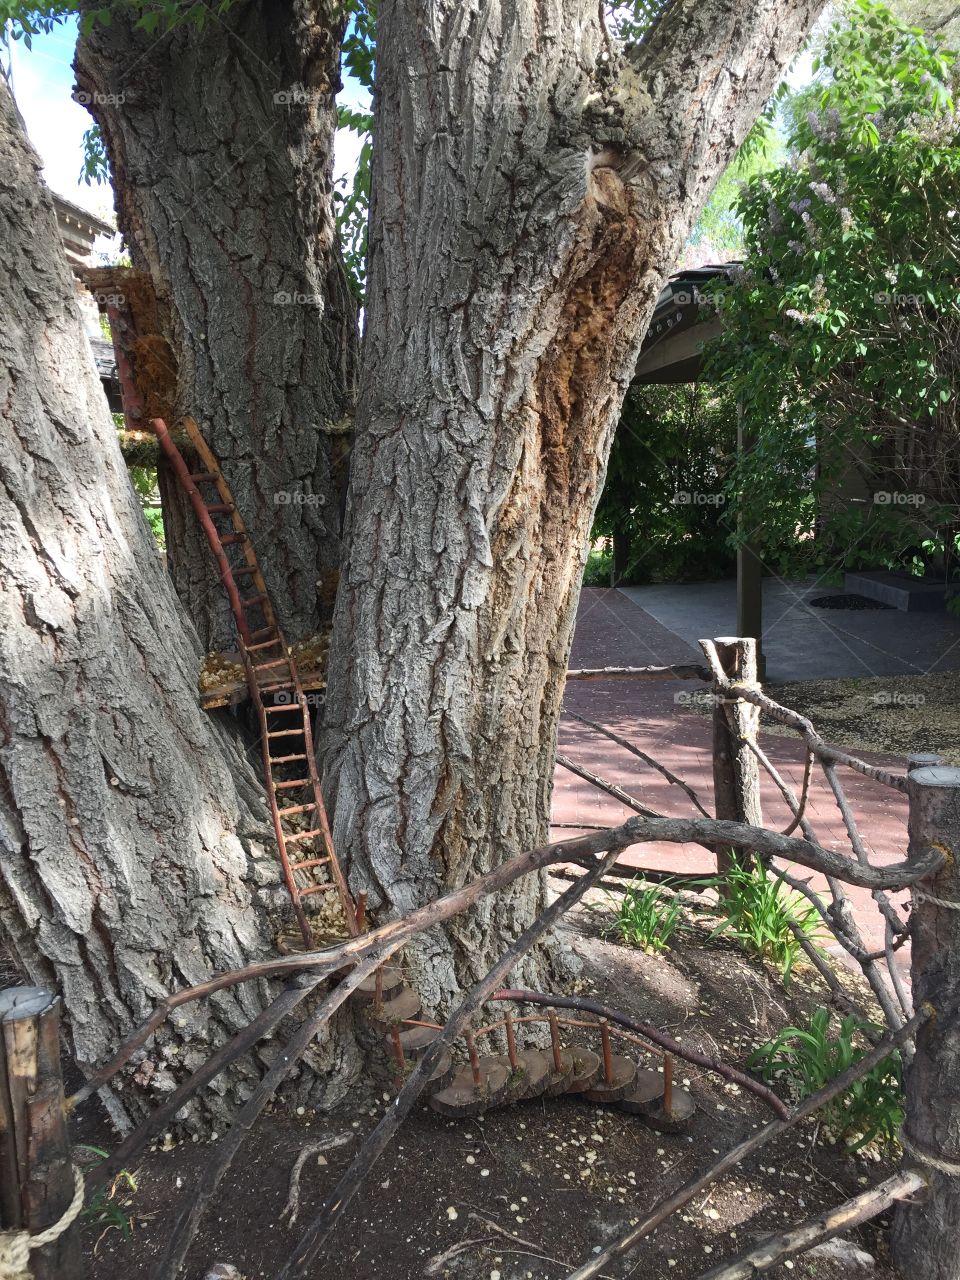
xmin=198 ymin=649 xmax=326 ymax=710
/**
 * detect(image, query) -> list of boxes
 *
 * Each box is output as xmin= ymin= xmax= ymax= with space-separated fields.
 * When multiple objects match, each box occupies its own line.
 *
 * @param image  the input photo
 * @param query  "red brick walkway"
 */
xmin=555 ymin=590 xmax=911 ymax=971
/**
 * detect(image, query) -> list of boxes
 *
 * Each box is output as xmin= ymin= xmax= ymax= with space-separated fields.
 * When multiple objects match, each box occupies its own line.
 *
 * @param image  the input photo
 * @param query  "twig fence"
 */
xmin=2 ymin=637 xmax=959 ymax=1280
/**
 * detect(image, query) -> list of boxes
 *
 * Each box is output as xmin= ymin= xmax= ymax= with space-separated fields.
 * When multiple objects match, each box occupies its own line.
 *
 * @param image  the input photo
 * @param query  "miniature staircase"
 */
xmin=150 ymin=415 xmax=357 ymax=950
xmin=150 ymin=416 xmax=696 ymax=1129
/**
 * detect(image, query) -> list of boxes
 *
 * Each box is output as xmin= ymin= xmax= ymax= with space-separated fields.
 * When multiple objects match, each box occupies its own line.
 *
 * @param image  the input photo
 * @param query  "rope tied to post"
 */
xmin=912 ymin=887 xmax=960 ymax=911
xmin=0 ymin=1167 xmax=84 ymax=1280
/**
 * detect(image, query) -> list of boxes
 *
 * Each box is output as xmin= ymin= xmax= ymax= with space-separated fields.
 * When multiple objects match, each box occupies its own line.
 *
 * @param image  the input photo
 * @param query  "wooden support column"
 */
xmin=736 ymin=404 xmax=765 ymax=679
xmin=892 ymin=766 xmax=960 ymax=1280
xmin=710 ymin=636 xmax=763 ymax=879
xmin=0 ymin=987 xmax=85 ymax=1280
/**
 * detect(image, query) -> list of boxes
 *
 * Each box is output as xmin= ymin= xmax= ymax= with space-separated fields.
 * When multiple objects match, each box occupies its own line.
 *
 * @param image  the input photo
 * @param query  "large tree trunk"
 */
xmin=324 ymin=0 xmax=825 ymax=1012
xmin=0 ymin=80 xmax=358 ymax=1127
xmin=75 ymin=0 xmax=358 ymax=650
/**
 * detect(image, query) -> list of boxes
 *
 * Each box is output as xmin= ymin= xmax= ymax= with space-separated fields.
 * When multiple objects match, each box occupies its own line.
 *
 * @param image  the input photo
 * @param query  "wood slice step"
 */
xmin=428 ymin=1060 xmax=510 ymax=1118
xmin=565 ymin=1046 xmax=602 ymax=1095
xmin=616 ymin=1067 xmax=665 ymax=1115
xmin=352 ymin=965 xmax=406 ymax=1004
xmin=365 ymin=986 xmax=422 ymax=1028
xmin=383 ymin=1023 xmax=439 ymax=1058
xmin=635 ymin=1084 xmax=696 ymax=1133
xmin=488 ymin=1049 xmax=553 ymax=1103
xmin=540 ymin=1047 xmax=576 ymax=1098
xmin=582 ymin=1054 xmax=637 ymax=1104
xmin=426 ymin=1049 xmax=455 ymax=1093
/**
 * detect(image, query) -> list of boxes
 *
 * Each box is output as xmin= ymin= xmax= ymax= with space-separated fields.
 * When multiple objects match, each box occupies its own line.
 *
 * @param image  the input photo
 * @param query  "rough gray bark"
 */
xmin=892 ymin=765 xmax=960 ymax=1280
xmin=324 ymin=0 xmax=827 ymax=1012
xmin=0 ymin=80 xmax=357 ymax=1126
xmin=75 ymin=1 xmax=358 ymax=650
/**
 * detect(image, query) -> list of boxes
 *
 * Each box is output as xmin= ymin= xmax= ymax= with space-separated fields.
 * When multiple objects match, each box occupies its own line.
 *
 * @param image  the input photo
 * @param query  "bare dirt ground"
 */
xmin=78 ymin=877 xmax=903 ymax=1280
xmin=756 ymin=674 xmax=960 ymax=763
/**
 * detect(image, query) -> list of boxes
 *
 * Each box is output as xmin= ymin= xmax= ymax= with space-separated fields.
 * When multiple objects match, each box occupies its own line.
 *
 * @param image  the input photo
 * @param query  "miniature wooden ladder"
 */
xmin=150 ymin=415 xmax=358 ymax=950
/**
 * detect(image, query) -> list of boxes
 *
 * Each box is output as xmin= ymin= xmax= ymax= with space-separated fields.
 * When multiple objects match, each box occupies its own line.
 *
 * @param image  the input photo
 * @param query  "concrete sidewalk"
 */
xmin=554 ymin=589 xmax=914 ymax=974
xmin=621 ymin=578 xmax=960 ymax=681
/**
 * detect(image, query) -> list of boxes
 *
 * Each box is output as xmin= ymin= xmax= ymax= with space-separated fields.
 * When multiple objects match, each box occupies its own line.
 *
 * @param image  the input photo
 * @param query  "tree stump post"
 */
xmin=710 ymin=637 xmax=763 ymax=879
xmin=892 ymin=766 xmax=960 ymax=1280
xmin=0 ymin=987 xmax=85 ymax=1280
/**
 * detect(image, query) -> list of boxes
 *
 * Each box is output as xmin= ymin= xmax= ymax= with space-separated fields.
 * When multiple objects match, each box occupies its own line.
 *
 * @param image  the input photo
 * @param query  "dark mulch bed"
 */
xmin=809 ymin=594 xmax=893 ymax=611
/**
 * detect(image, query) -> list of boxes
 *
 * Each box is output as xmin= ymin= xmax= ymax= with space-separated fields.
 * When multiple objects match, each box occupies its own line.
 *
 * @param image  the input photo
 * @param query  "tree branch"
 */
xmin=694 ymin=1168 xmax=926 ymax=1280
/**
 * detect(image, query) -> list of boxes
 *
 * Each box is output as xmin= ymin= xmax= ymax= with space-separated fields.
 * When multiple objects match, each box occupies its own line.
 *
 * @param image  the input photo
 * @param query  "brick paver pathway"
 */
xmin=555 ymin=589 xmax=912 ymax=973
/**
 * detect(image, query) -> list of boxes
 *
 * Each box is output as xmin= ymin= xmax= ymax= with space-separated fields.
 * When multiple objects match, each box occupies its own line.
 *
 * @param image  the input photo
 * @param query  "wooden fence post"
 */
xmin=0 ymin=987 xmax=85 ymax=1280
xmin=892 ymin=766 xmax=960 ymax=1280
xmin=710 ymin=636 xmax=762 ymax=878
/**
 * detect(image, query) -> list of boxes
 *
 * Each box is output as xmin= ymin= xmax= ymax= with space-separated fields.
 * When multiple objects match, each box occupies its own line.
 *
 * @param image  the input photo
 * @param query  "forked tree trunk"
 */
xmin=75 ymin=1 xmax=358 ymax=650
xmin=324 ymin=0 xmax=825 ymax=1011
xmin=0 ymin=81 xmax=358 ymax=1127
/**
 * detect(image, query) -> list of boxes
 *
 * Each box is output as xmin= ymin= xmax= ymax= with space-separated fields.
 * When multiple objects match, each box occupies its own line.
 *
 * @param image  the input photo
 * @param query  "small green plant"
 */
xmin=711 ymin=859 xmax=822 ymax=984
xmin=606 ymin=880 xmax=683 ymax=954
xmin=748 ymin=1009 xmax=904 ymax=1151
xmin=77 ymin=1145 xmax=138 ymax=1241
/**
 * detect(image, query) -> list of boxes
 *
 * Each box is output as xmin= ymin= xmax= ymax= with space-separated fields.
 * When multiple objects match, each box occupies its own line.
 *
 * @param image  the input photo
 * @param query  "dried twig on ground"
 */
xmin=693 ymin=1168 xmax=925 ymax=1280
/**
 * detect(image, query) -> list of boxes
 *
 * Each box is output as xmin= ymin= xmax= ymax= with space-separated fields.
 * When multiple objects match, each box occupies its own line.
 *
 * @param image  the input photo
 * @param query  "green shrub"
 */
xmin=582 ymin=545 xmax=613 ymax=586
xmin=748 ymin=1009 xmax=904 ymax=1150
xmin=606 ymin=880 xmax=684 ymax=953
xmin=711 ymin=860 xmax=822 ymax=984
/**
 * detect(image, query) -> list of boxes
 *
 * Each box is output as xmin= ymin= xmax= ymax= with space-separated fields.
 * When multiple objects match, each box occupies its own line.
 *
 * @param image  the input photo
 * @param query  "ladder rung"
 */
xmin=278 ymin=802 xmax=316 ymax=817
xmin=205 ymin=502 xmax=234 ymax=515
xmin=234 ymin=565 xmax=257 ymax=577
xmin=240 ymin=594 xmax=269 ymax=609
xmin=268 ymin=753 xmax=307 ymax=764
xmin=221 ymin=532 xmax=249 ymax=546
xmin=274 ymin=778 xmax=311 ymax=790
xmin=285 ymin=828 xmax=323 ymax=843
xmin=189 ymin=472 xmax=218 ymax=483
xmin=249 ymin=627 xmax=278 ymax=641
xmin=259 ymin=681 xmax=294 ymax=696
xmin=291 ymin=858 xmax=330 ymax=872
xmin=266 ymin=729 xmax=300 ymax=739
xmin=265 ymin=704 xmax=302 ymax=714
xmin=299 ymin=883 xmax=336 ymax=897
xmin=247 ymin=636 xmax=281 ymax=652
xmin=255 ymin=658 xmax=290 ymax=673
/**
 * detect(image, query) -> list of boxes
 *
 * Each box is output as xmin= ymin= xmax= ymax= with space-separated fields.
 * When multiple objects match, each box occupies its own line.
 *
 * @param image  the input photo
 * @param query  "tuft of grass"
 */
xmin=77 ymin=1145 xmax=138 ymax=1242
xmin=748 ymin=1009 xmax=904 ymax=1151
xmin=605 ymin=879 xmax=684 ymax=954
xmin=710 ymin=858 xmax=822 ymax=984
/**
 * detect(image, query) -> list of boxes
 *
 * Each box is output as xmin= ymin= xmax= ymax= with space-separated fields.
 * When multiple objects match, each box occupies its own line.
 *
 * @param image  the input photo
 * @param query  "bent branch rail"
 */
xmin=85 ymin=975 xmax=325 ymax=1192
xmin=562 ymin=708 xmax=713 ymax=818
xmin=565 ymin=663 xmax=712 ymax=683
xmin=155 ymin=947 xmax=400 ymax=1280
xmin=70 ymin=813 xmax=943 ymax=1107
xmin=565 ymin=1005 xmax=933 ymax=1280
xmin=151 ymin=415 xmax=357 ymax=949
xmin=492 ymin=990 xmax=790 ymax=1119
xmin=699 ymin=639 xmax=908 ymax=792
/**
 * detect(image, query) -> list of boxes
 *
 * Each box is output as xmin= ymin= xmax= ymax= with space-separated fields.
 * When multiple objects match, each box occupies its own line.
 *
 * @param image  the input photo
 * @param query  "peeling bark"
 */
xmin=75 ymin=0 xmax=358 ymax=649
xmin=0 ymin=80 xmax=359 ymax=1126
xmin=324 ymin=0 xmax=826 ymax=1011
